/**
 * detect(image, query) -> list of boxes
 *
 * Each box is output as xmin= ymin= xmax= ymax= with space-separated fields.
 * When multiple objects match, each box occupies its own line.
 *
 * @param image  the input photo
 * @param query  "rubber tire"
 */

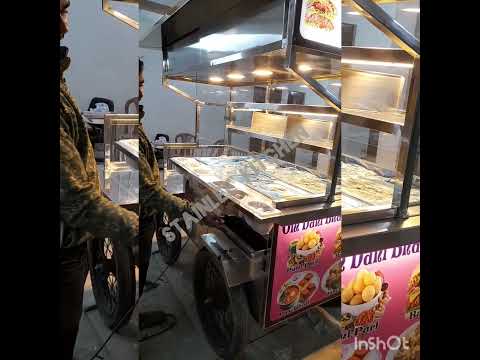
xmin=87 ymin=237 xmax=136 ymax=329
xmin=194 ymin=249 xmax=249 ymax=360
xmin=156 ymin=213 xmax=182 ymax=265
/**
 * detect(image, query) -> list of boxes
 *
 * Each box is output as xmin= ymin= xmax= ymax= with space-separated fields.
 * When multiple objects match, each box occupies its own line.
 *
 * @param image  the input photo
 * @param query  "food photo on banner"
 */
xmin=341 ymin=243 xmax=420 ymax=360
xmin=265 ymin=214 xmax=342 ymax=328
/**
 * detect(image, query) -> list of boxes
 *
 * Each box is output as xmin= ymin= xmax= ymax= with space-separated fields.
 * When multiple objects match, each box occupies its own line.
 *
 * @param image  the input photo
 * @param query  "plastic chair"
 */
xmin=155 ymin=133 xmax=170 ymax=143
xmin=175 ymin=133 xmax=195 ymax=143
xmin=88 ymin=97 xmax=114 ymax=112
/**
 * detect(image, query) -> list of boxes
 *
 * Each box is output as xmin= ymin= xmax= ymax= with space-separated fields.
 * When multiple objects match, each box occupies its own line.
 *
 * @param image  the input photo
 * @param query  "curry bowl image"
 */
xmin=277 ymin=271 xmax=320 ymax=310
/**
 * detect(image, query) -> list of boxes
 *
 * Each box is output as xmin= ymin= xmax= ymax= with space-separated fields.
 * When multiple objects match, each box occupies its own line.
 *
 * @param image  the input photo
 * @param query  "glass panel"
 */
xmin=166 ymin=1 xmax=285 ymax=75
xmin=409 ymin=136 xmax=420 ymax=206
xmin=105 ymin=0 xmax=139 ymax=28
xmin=342 ymin=0 xmax=419 ymax=48
xmin=103 ymin=115 xmax=139 ymax=206
xmin=342 ymin=122 xmax=400 ymax=210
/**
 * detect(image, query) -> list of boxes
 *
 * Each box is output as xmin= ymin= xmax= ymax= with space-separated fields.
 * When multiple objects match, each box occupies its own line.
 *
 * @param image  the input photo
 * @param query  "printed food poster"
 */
xmin=341 ymin=243 xmax=420 ymax=360
xmin=300 ymin=0 xmax=341 ymax=48
xmin=265 ymin=214 xmax=341 ymax=328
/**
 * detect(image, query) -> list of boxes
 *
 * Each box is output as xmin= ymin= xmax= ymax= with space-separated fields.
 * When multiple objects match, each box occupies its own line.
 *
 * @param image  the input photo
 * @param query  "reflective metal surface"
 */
xmin=103 ymin=0 xmax=139 ymax=29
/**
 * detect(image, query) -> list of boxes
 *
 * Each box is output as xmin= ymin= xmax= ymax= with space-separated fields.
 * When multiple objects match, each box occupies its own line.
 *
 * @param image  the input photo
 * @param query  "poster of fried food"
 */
xmin=265 ymin=213 xmax=341 ymax=328
xmin=300 ymin=0 xmax=341 ymax=48
xmin=341 ymin=243 xmax=420 ymax=359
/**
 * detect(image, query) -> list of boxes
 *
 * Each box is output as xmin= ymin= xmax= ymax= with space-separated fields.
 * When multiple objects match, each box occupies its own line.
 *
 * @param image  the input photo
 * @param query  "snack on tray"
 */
xmin=298 ymin=272 xmax=317 ymax=302
xmin=278 ymin=285 xmax=300 ymax=310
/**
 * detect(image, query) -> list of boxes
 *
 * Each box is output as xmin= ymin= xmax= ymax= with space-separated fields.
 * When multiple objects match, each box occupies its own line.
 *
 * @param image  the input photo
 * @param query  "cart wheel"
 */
xmin=87 ymin=237 xmax=136 ymax=329
xmin=156 ymin=212 xmax=182 ymax=265
xmin=194 ymin=249 xmax=249 ymax=359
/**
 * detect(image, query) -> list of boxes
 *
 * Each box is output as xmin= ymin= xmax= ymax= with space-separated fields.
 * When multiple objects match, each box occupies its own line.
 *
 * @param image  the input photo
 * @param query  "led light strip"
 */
xmin=341 ymin=58 xmax=414 ymax=68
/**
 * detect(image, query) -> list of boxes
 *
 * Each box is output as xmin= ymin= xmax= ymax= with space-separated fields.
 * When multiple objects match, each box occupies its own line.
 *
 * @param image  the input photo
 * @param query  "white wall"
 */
xmin=139 ymin=48 xmax=196 ymax=141
xmin=139 ymin=48 xmax=228 ymax=143
xmin=61 ymin=0 xmax=138 ymax=112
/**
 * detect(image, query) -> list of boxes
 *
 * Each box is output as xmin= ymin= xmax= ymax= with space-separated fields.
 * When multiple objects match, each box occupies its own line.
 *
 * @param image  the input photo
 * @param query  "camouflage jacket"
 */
xmin=60 ymin=47 xmax=138 ymax=248
xmin=138 ymin=124 xmax=189 ymax=221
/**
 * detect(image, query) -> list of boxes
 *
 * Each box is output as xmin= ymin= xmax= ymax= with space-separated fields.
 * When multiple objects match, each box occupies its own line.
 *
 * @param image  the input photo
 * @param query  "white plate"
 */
xmin=385 ymin=322 xmax=420 ymax=360
xmin=321 ymin=261 xmax=341 ymax=294
xmin=277 ymin=271 xmax=320 ymax=307
xmin=342 ymin=342 xmax=382 ymax=360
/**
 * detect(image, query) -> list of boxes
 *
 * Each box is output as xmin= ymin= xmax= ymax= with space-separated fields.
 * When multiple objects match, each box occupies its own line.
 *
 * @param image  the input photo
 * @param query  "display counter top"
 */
xmin=170 ymin=155 xmax=338 ymax=223
xmin=342 ymin=161 xmax=420 ymax=210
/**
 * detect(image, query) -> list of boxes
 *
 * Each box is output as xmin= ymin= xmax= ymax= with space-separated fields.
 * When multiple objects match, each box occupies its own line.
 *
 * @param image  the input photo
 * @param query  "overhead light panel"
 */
xmin=227 ymin=73 xmax=245 ymax=80
xmin=209 ymin=76 xmax=224 ymax=83
xmin=298 ymin=64 xmax=313 ymax=72
xmin=342 ymin=58 xmax=414 ymax=68
xmin=402 ymin=8 xmax=420 ymax=13
xmin=252 ymin=69 xmax=273 ymax=77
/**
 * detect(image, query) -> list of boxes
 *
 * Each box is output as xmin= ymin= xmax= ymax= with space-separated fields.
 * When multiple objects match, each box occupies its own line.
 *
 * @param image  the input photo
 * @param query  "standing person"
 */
xmin=137 ymin=58 xmax=191 ymax=290
xmin=137 ymin=58 xmax=192 ymax=333
xmin=60 ymin=1 xmax=139 ymax=359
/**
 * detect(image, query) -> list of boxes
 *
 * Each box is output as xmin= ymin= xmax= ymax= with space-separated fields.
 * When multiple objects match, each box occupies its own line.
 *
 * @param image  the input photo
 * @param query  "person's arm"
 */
xmin=139 ymin=153 xmax=189 ymax=221
xmin=60 ymin=127 xmax=138 ymax=243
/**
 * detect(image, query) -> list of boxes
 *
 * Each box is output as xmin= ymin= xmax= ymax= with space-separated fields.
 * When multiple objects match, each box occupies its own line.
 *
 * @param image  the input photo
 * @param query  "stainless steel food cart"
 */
xmin=142 ymin=0 xmax=344 ymax=357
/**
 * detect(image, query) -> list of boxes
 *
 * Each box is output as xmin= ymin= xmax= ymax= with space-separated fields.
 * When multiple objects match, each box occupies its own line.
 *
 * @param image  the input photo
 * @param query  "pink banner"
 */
xmin=341 ymin=243 xmax=420 ymax=360
xmin=265 ymin=215 xmax=341 ymax=327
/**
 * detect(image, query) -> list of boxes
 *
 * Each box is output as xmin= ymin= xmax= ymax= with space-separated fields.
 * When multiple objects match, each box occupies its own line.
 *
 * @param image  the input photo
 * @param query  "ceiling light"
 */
xmin=331 ymin=83 xmax=342 ymax=87
xmin=209 ymin=76 xmax=224 ymax=83
xmin=300 ymin=85 xmax=309 ymax=88
xmin=232 ymin=108 xmax=263 ymax=112
xmin=252 ymin=69 xmax=273 ymax=77
xmin=342 ymin=58 xmax=414 ymax=68
xmin=347 ymin=11 xmax=361 ymax=15
xmin=281 ymin=111 xmax=338 ymax=117
xmin=227 ymin=73 xmax=245 ymax=80
xmin=298 ymin=64 xmax=313 ymax=72
xmin=402 ymin=8 xmax=420 ymax=13
xmin=275 ymin=86 xmax=289 ymax=90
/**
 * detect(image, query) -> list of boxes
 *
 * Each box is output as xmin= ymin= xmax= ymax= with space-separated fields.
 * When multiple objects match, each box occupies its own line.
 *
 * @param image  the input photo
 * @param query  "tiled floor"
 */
xmin=74 ymin=237 xmax=340 ymax=360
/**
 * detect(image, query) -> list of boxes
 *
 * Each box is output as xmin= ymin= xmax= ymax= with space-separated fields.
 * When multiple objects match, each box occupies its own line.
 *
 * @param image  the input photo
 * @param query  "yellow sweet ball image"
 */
xmin=350 ymin=294 xmax=364 ymax=306
xmin=353 ymin=277 xmax=365 ymax=294
xmin=341 ymin=287 xmax=354 ymax=304
xmin=362 ymin=285 xmax=376 ymax=303
xmin=363 ymin=271 xmax=376 ymax=286
xmin=356 ymin=269 xmax=369 ymax=282
xmin=342 ymin=269 xmax=383 ymax=306
xmin=374 ymin=276 xmax=382 ymax=293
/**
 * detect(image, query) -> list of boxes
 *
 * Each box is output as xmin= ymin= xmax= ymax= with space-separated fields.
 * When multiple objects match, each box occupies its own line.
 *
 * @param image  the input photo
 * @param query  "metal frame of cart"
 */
xmin=340 ymin=0 xmax=420 ymax=255
xmin=149 ymin=0 xmax=343 ymax=357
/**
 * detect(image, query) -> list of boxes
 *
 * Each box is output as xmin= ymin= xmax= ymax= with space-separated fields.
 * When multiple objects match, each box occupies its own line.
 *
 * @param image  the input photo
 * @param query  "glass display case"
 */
xmin=102 ymin=114 xmax=139 ymax=206
xmin=340 ymin=0 xmax=420 ymax=222
xmin=158 ymin=0 xmax=342 ymax=207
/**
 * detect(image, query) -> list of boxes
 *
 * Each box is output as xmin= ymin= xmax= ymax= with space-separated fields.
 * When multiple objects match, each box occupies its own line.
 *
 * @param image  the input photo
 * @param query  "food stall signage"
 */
xmin=299 ymin=0 xmax=342 ymax=48
xmin=265 ymin=213 xmax=341 ymax=328
xmin=341 ymin=243 xmax=420 ymax=359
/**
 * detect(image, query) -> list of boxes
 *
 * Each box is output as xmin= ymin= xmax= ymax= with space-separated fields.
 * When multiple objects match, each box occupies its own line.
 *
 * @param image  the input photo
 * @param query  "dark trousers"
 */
xmin=138 ymin=217 xmax=155 ymax=297
xmin=59 ymin=244 xmax=89 ymax=360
